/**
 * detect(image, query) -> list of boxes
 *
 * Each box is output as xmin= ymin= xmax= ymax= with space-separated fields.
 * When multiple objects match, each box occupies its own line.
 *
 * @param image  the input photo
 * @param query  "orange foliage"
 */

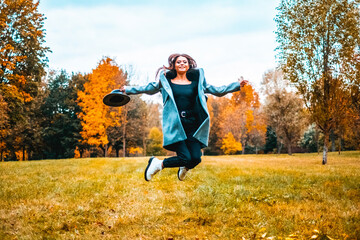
xmin=77 ymin=57 xmax=127 ymax=151
xmin=219 ymin=83 xmax=266 ymax=153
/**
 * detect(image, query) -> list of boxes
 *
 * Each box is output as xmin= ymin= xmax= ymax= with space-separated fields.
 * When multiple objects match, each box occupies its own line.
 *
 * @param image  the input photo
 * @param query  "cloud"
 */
xmin=40 ymin=2 xmax=278 ymax=90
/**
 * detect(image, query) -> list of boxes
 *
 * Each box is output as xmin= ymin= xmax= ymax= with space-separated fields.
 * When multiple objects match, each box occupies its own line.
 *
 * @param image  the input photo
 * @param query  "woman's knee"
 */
xmin=178 ymin=152 xmax=192 ymax=165
xmin=186 ymin=156 xmax=201 ymax=169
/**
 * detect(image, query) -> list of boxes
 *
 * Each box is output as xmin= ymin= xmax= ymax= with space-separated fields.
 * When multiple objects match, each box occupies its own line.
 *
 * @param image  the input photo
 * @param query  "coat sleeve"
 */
xmin=203 ymin=78 xmax=240 ymax=97
xmin=124 ymin=81 xmax=161 ymax=95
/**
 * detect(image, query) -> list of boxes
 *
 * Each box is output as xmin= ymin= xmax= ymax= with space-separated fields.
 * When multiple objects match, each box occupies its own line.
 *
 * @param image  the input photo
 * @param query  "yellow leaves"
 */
xmin=217 ymin=83 xmax=266 ymax=153
xmin=221 ymin=132 xmax=242 ymax=155
xmin=129 ymin=147 xmax=143 ymax=155
xmin=77 ymin=57 xmax=126 ymax=148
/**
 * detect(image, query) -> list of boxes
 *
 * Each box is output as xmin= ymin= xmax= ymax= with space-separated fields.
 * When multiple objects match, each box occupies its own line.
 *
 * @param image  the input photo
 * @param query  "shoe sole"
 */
xmin=145 ymin=157 xmax=155 ymax=181
xmin=178 ymin=168 xmax=184 ymax=181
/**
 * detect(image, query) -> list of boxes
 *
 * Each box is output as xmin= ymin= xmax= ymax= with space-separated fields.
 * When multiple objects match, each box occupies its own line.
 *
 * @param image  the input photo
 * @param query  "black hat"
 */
xmin=103 ymin=89 xmax=130 ymax=107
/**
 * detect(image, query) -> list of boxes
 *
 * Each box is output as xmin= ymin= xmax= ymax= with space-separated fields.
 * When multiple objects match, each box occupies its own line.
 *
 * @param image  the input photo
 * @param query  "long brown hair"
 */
xmin=156 ymin=53 xmax=197 ymax=79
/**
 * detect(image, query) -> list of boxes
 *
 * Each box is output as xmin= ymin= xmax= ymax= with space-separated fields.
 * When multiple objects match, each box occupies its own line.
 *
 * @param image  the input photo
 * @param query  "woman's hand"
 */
xmin=238 ymin=76 xmax=249 ymax=88
xmin=119 ymin=86 xmax=126 ymax=92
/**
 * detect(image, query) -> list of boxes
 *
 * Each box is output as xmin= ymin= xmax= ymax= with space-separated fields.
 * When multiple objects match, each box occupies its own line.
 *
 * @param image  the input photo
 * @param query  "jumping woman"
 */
xmin=120 ymin=53 xmax=248 ymax=181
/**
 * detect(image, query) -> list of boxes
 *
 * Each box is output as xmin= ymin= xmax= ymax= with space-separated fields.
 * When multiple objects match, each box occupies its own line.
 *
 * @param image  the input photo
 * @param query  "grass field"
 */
xmin=0 ymin=152 xmax=359 ymax=239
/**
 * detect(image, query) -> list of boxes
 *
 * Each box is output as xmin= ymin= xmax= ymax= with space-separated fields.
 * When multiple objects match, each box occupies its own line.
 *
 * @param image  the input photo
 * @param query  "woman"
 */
xmin=121 ymin=53 xmax=248 ymax=181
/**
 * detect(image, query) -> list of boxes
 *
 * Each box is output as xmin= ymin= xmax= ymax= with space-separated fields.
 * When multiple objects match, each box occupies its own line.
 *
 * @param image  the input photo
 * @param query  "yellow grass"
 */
xmin=0 ymin=152 xmax=359 ymax=239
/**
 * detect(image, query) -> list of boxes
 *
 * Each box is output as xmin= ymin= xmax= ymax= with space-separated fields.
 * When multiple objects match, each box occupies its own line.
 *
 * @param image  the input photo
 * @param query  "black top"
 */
xmin=169 ymin=80 xmax=198 ymax=112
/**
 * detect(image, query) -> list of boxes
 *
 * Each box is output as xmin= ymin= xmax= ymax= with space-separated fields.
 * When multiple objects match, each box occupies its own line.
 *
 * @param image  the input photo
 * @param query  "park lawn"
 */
xmin=0 ymin=152 xmax=359 ymax=239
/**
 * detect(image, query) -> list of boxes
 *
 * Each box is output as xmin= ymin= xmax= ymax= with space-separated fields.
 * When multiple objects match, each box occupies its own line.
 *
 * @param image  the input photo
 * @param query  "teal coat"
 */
xmin=125 ymin=68 xmax=240 ymax=151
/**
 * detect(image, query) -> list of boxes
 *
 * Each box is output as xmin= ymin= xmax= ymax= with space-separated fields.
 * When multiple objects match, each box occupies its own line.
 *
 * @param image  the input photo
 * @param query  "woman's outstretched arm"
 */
xmin=120 ymin=81 xmax=161 ymax=95
xmin=203 ymin=77 xmax=248 ymax=97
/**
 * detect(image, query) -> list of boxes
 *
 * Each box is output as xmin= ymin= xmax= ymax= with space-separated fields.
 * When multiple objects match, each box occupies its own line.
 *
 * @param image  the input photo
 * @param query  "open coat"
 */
xmin=125 ymin=68 xmax=240 ymax=151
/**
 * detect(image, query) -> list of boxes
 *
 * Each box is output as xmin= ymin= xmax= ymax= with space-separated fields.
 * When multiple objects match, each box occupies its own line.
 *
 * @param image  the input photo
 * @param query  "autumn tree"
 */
xmin=108 ymin=95 xmax=150 ymax=157
xmin=0 ymin=94 xmax=9 ymax=161
xmin=146 ymin=127 xmax=166 ymax=156
xmin=77 ymin=57 xmax=126 ymax=157
xmin=275 ymin=0 xmax=360 ymax=164
xmin=205 ymin=96 xmax=230 ymax=155
xmin=0 ymin=0 xmax=50 ymax=160
xmin=221 ymin=132 xmax=242 ymax=155
xmin=262 ymin=69 xmax=308 ymax=155
xmin=220 ymin=83 xmax=266 ymax=154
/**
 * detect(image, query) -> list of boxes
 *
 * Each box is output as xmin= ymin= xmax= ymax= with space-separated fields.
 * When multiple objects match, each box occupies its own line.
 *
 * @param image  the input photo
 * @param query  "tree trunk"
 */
xmin=143 ymin=134 xmax=147 ymax=157
xmin=322 ymin=133 xmax=329 ymax=165
xmin=104 ymin=144 xmax=108 ymax=157
xmin=143 ymin=113 xmax=147 ymax=156
xmin=287 ymin=143 xmax=292 ymax=155
xmin=122 ymin=107 xmax=127 ymax=158
xmin=330 ymin=131 xmax=335 ymax=152
xmin=23 ymin=146 xmax=26 ymax=161
xmin=338 ymin=137 xmax=341 ymax=155
xmin=315 ymin=127 xmax=320 ymax=155
xmin=241 ymin=140 xmax=245 ymax=154
xmin=277 ymin=141 xmax=283 ymax=154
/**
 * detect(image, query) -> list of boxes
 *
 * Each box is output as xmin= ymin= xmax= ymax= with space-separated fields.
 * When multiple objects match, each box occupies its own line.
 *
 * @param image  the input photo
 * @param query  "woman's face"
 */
xmin=174 ymin=56 xmax=190 ymax=74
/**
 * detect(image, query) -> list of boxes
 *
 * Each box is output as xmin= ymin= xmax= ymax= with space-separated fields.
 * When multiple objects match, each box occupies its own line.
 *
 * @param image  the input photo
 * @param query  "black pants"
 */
xmin=162 ymin=116 xmax=202 ymax=169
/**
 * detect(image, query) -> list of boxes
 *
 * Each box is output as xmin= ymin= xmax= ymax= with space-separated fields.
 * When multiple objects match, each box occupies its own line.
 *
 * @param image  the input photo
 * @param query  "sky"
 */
xmin=38 ymin=0 xmax=280 ymax=91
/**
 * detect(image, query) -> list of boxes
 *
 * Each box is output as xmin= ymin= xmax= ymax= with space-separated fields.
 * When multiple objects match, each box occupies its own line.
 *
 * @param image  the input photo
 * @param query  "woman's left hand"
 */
xmin=239 ymin=76 xmax=249 ymax=88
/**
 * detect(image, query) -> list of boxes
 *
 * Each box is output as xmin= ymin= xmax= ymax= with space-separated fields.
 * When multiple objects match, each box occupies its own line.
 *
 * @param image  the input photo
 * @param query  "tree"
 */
xmin=275 ymin=0 xmax=360 ymax=163
xmin=42 ymin=71 xmax=86 ymax=159
xmin=262 ymin=69 xmax=308 ymax=155
xmin=204 ymin=96 xmax=229 ymax=155
xmin=264 ymin=126 xmax=277 ymax=154
xmin=77 ymin=57 xmax=126 ymax=157
xmin=146 ymin=127 xmax=166 ymax=156
xmin=0 ymin=0 xmax=50 ymax=160
xmin=301 ymin=124 xmax=321 ymax=153
xmin=108 ymin=95 xmax=150 ymax=157
xmin=220 ymin=83 xmax=266 ymax=154
xmin=221 ymin=132 xmax=242 ymax=155
xmin=0 ymin=94 xmax=9 ymax=161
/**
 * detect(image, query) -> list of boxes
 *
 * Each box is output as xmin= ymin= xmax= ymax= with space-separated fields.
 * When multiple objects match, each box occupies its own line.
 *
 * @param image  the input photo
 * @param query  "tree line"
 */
xmin=1 ymin=0 xmax=359 ymax=163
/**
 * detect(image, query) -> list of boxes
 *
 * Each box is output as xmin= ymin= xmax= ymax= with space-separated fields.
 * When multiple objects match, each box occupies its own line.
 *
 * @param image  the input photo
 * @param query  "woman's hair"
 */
xmin=156 ymin=53 xmax=197 ymax=79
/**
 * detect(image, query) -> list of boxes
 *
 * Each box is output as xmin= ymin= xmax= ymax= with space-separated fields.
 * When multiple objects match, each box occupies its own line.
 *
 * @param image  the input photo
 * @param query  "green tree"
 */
xmin=275 ymin=0 xmax=360 ymax=163
xmin=301 ymin=124 xmax=321 ymax=153
xmin=42 ymin=71 xmax=86 ymax=159
xmin=264 ymin=126 xmax=277 ymax=154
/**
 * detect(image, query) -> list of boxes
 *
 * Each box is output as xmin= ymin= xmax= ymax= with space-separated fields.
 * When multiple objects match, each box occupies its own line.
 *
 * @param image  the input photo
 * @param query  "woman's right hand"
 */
xmin=119 ymin=86 xmax=126 ymax=92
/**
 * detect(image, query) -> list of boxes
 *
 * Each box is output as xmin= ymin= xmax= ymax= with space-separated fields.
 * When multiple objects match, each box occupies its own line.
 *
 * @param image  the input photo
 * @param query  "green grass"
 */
xmin=0 ymin=152 xmax=359 ymax=239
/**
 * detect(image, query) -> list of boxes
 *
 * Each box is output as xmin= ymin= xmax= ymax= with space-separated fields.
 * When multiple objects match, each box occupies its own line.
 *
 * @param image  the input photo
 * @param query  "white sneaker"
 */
xmin=177 ymin=167 xmax=189 ymax=181
xmin=144 ymin=157 xmax=162 ymax=181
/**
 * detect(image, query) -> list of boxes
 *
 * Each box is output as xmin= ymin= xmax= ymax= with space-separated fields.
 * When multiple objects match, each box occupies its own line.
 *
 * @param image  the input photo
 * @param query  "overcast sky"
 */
xmin=38 ymin=0 xmax=280 ymax=91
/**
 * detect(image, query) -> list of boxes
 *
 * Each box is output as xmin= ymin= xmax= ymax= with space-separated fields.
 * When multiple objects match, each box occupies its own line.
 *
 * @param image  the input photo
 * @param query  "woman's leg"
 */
xmin=162 ymin=140 xmax=191 ymax=168
xmin=184 ymin=136 xmax=202 ymax=169
xmin=162 ymin=137 xmax=202 ymax=169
